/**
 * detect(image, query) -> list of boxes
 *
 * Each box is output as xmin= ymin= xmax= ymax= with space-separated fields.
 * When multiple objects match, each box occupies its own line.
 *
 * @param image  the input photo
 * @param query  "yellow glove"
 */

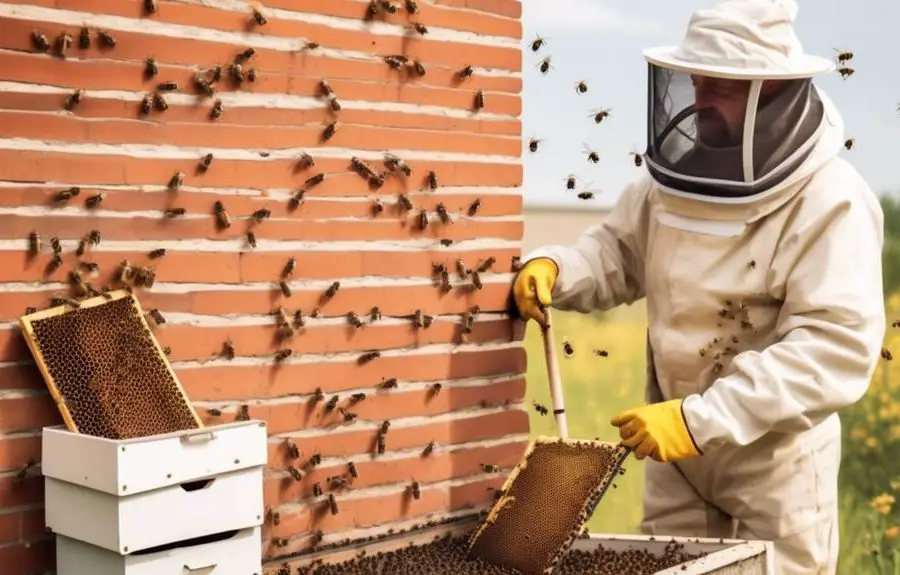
xmin=610 ymin=399 xmax=702 ymax=463
xmin=511 ymin=257 xmax=558 ymax=326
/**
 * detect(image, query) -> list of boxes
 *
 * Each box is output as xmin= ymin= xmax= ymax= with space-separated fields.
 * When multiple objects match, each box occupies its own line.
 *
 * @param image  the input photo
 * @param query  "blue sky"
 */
xmin=520 ymin=0 xmax=900 ymax=209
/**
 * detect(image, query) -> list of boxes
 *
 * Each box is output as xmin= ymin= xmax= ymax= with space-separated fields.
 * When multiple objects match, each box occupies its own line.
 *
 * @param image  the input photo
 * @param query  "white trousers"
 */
xmin=640 ymin=458 xmax=840 ymax=575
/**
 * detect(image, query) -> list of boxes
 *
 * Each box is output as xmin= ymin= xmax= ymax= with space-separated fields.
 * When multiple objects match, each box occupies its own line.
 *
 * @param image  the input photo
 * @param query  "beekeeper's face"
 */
xmin=690 ymin=75 xmax=752 ymax=147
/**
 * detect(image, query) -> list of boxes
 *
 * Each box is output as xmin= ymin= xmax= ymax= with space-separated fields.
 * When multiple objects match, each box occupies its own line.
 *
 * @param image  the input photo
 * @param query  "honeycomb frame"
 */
xmin=18 ymin=289 xmax=203 ymax=438
xmin=466 ymin=436 xmax=631 ymax=575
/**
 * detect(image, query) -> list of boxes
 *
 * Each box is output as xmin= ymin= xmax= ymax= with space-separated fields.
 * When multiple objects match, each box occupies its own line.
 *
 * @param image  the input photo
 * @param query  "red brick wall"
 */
xmin=0 ymin=0 xmax=526 ymax=572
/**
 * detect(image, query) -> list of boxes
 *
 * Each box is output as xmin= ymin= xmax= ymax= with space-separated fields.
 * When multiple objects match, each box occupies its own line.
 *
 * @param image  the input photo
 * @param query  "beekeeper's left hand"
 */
xmin=610 ymin=399 xmax=702 ymax=462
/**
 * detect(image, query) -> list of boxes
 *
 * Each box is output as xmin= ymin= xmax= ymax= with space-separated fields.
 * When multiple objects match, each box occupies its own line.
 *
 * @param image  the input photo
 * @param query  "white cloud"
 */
xmin=522 ymin=0 xmax=665 ymax=36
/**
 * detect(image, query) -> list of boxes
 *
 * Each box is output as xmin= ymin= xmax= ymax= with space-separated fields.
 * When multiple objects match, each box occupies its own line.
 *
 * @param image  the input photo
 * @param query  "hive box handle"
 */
xmin=179 ymin=431 xmax=217 ymax=444
xmin=182 ymin=562 xmax=217 ymax=572
xmin=180 ymin=478 xmax=215 ymax=492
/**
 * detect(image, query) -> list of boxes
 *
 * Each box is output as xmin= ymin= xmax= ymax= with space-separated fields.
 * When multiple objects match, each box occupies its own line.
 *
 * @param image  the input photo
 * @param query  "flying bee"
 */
xmin=347 ymin=311 xmax=365 ymax=328
xmin=474 ymin=89 xmax=485 ymax=110
xmin=97 ymin=31 xmax=116 ymax=47
xmin=574 ymin=80 xmax=588 ymax=94
xmin=274 ymin=348 xmax=292 ymax=362
xmin=145 ymin=0 xmax=158 ymax=13
xmin=417 ymin=209 xmax=429 ymax=230
xmin=429 ymin=383 xmax=442 ymax=396
xmin=145 ymin=57 xmax=158 ymax=78
xmin=322 ymin=121 xmax=339 ymax=140
xmin=834 ymin=48 xmax=853 ymax=63
xmin=210 ymin=99 xmax=223 ymax=119
xmin=411 ymin=481 xmax=421 ymax=500
xmin=325 ymin=281 xmax=340 ymax=298
xmin=426 ymin=170 xmax=438 ymax=190
xmin=536 ymin=56 xmax=552 ymax=74
xmin=31 ymin=31 xmax=50 ymax=52
xmin=148 ymin=248 xmax=167 ymax=259
xmin=53 ymin=186 xmax=80 ymax=202
xmin=533 ymin=401 xmax=549 ymax=416
xmin=531 ymin=35 xmax=547 ymax=52
xmin=564 ymin=174 xmax=579 ymax=190
xmin=327 ymin=493 xmax=339 ymax=515
xmin=397 ymin=193 xmax=413 ymax=212
xmin=883 ymin=347 xmax=893 ymax=361
xmin=246 ymin=231 xmax=257 ymax=248
xmin=583 ymin=143 xmax=600 ymax=164
xmin=422 ymin=441 xmax=435 ymax=456
xmin=194 ymin=74 xmax=214 ymax=97
xmin=410 ymin=59 xmax=426 ymax=76
xmin=578 ymin=191 xmax=595 ymax=200
xmin=252 ymin=7 xmax=267 ymax=25
xmin=590 ymin=107 xmax=612 ymax=124
xmin=63 ymin=89 xmax=84 ymax=111
xmin=85 ymin=192 xmax=106 ymax=208
xmin=630 ymin=150 xmax=644 ymax=167
xmin=380 ymin=377 xmax=398 ymax=389
xmin=78 ymin=26 xmax=90 ymax=49
xmin=55 ymin=32 xmax=73 ymax=57
xmin=528 ymin=137 xmax=542 ymax=153
xmin=297 ymin=151 xmax=315 ymax=171
xmin=467 ymin=198 xmax=481 ymax=216
xmin=384 ymin=153 xmax=411 ymax=176
xmin=404 ymin=0 xmax=418 ymax=12
xmin=837 ymin=66 xmax=854 ymax=80
xmin=435 ymin=203 xmax=451 ymax=224
xmin=458 ymin=64 xmax=474 ymax=80
xmin=412 ymin=22 xmax=428 ymax=35
xmin=562 ymin=337 xmax=575 ymax=358
xmin=213 ymin=201 xmax=231 ymax=229
xmin=593 ymin=349 xmax=609 ymax=357
xmin=153 ymin=92 xmax=168 ymax=111
xmin=358 ymin=350 xmax=381 ymax=364
xmin=844 ymin=138 xmax=855 ymax=150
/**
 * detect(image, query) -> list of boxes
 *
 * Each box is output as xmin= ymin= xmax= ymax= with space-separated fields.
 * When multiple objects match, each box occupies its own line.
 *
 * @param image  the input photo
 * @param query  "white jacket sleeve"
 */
xmin=523 ymin=179 xmax=650 ymax=313
xmin=682 ymin=189 xmax=886 ymax=451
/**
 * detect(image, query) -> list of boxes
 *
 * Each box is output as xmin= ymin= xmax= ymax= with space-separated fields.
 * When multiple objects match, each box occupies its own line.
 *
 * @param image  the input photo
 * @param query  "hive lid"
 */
xmin=18 ymin=289 xmax=203 ymax=440
xmin=466 ymin=436 xmax=631 ymax=575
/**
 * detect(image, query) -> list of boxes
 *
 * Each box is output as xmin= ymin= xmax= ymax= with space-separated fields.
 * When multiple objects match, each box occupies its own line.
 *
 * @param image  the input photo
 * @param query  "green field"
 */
xmin=521 ymin=301 xmax=900 ymax=574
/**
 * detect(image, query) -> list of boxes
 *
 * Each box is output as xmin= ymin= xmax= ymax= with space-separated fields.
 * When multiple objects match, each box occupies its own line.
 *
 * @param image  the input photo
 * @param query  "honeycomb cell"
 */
xmin=466 ymin=437 xmax=630 ymax=575
xmin=21 ymin=292 xmax=201 ymax=439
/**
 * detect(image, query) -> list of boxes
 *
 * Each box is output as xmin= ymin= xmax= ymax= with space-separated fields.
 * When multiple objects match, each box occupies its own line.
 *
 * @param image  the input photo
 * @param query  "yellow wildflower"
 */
xmin=871 ymin=493 xmax=895 ymax=515
xmin=886 ymin=526 xmax=900 ymax=540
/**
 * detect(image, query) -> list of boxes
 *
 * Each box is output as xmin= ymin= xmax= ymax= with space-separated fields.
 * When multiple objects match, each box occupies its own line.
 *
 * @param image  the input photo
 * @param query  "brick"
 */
xmin=234 ymin=376 xmax=526 ymax=434
xmin=0 ymin=397 xmax=62 ymax=434
xmin=18 ymin=508 xmax=45 ymax=540
xmin=0 ymin=110 xmax=521 ymax=157
xmin=0 ymin=435 xmax=42 ymax=471
xmin=0 ymin=476 xmax=44 ymax=509
xmin=0 ymin=510 xmax=20 ymax=544
xmin=0 ymin=52 xmax=522 ymax=116
xmin=434 ymin=0 xmax=523 ymax=19
xmin=0 ymin=539 xmax=55 ymax=575
xmin=0 ymin=149 xmax=523 ymax=190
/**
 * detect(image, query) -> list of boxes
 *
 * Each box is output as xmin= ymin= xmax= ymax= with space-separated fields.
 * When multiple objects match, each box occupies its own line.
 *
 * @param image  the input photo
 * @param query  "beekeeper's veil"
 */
xmin=643 ymin=0 xmax=835 ymax=198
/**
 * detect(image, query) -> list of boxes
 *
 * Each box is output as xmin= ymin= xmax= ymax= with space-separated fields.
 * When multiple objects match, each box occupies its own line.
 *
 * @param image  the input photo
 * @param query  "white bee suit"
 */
xmin=523 ymin=1 xmax=886 ymax=574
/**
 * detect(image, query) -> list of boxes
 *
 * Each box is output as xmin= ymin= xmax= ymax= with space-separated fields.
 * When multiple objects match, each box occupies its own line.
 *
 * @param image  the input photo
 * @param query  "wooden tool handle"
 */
xmin=541 ymin=308 xmax=569 ymax=439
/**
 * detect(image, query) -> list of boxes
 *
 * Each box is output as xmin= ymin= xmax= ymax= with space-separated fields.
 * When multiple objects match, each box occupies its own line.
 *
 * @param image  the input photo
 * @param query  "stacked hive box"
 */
xmin=0 ymin=0 xmax=526 ymax=573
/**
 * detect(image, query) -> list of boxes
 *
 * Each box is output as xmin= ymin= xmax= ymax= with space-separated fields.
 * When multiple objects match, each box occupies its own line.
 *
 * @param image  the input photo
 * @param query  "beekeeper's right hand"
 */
xmin=512 ymin=258 xmax=558 ymax=326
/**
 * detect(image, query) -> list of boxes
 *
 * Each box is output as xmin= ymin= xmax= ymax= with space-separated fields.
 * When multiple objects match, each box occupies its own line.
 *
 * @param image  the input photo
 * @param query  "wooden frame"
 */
xmin=17 ymin=289 xmax=203 ymax=436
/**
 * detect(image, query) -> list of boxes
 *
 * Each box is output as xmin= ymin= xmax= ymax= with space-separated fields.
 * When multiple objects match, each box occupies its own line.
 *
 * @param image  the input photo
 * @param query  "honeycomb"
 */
xmin=466 ymin=437 xmax=630 ymax=575
xmin=19 ymin=290 xmax=202 ymax=439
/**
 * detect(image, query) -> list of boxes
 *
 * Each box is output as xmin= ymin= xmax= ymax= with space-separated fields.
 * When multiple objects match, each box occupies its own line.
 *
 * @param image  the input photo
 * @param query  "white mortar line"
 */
xmin=0 ymin=4 xmax=520 ymax=70
xmin=0 ymin=82 xmax=520 ymax=122
xmin=152 ymin=310 xmax=510 ymax=327
xmin=0 ymin=137 xmax=521 ymax=163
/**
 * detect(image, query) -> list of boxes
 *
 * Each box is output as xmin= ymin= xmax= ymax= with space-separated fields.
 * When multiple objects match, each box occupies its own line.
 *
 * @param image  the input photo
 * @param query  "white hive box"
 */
xmin=42 ymin=420 xmax=268 ymax=555
xmin=56 ymin=526 xmax=262 ymax=575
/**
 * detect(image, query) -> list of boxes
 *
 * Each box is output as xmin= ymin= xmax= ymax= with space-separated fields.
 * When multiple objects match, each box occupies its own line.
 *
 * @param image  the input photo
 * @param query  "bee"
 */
xmin=844 ymin=138 xmax=854 ymax=150
xmin=435 ymin=203 xmax=451 ymax=224
xmin=327 ymin=493 xmax=339 ymax=515
xmin=168 ymin=171 xmax=185 ymax=192
xmin=88 ymin=230 xmax=100 ymax=245
xmin=27 ymin=231 xmax=41 ymax=256
xmin=377 ymin=378 xmax=398 ymax=391
xmin=837 ymin=66 xmax=854 ymax=80
xmin=349 ymin=393 xmax=366 ymax=403
xmin=422 ymin=441 xmax=435 ymax=456
xmin=358 ymin=350 xmax=380 ymax=364
xmin=562 ymin=338 xmax=575 ymax=358
xmin=278 ymin=280 xmax=292 ymax=298
xmin=439 ymin=267 xmax=451 ymax=291
xmin=78 ymin=26 xmax=90 ymax=49
xmin=322 ymin=121 xmax=339 ymax=141
xmin=458 ymin=65 xmax=474 ymax=80
xmin=835 ymin=48 xmax=853 ymax=63
xmin=305 ymin=173 xmax=326 ymax=188
xmin=252 ymin=7 xmax=267 ymax=25
xmin=55 ymin=32 xmax=73 ymax=57
xmin=575 ymin=80 xmax=588 ymax=94
xmin=305 ymin=453 xmax=322 ymax=469
xmin=272 ymin=537 xmax=289 ymax=548
xmin=251 ymin=208 xmax=271 ymax=223
xmin=376 ymin=433 xmax=386 ymax=455
xmin=247 ymin=68 xmax=258 ymax=82
xmin=347 ymin=461 xmax=359 ymax=478
xmin=365 ymin=0 xmax=379 ymax=19
xmin=288 ymin=466 xmax=303 ymax=481
xmin=85 ymin=192 xmax=106 ymax=208
xmin=384 ymin=153 xmax=412 ymax=176
xmin=311 ymin=387 xmax=324 ymax=402
xmin=48 ymin=236 xmax=62 ymax=255
xmin=296 ymin=151 xmax=316 ymax=172
xmin=325 ymin=281 xmax=340 ymax=298
xmin=366 ymin=306 xmax=381 ymax=322
xmin=117 ymin=260 xmax=134 ymax=283
xmin=53 ymin=186 xmax=80 ymax=202
xmin=476 ymin=256 xmax=495 ymax=273
xmin=326 ymin=93 xmax=341 ymax=112
xmin=210 ymin=99 xmax=223 ymax=119
xmin=630 ymin=151 xmax=644 ymax=167
xmin=429 ymin=383 xmax=442 ymax=396
xmin=324 ymin=395 xmax=339 ymax=412
xmin=135 ymin=266 xmax=156 ymax=288
xmin=63 ymin=89 xmax=84 ymax=111
xmin=413 ymin=308 xmax=426 ymax=328
xmin=149 ymin=92 xmax=168 ymax=112
xmin=311 ymin=529 xmax=324 ymax=546
xmin=144 ymin=0 xmax=158 ymax=13
xmin=426 ymin=170 xmax=438 ymax=190
xmin=532 ymin=401 xmax=549 ymax=416
xmin=97 ymin=30 xmax=116 ymax=47
xmin=329 ymin=475 xmax=349 ymax=489
xmin=213 ymin=201 xmax=231 ymax=229
xmin=195 ymin=153 xmax=214 ymax=173
xmin=274 ymin=348 xmax=292 ymax=362
xmin=293 ymin=309 xmax=306 ymax=328
xmin=593 ymin=349 xmax=609 ymax=357
xmin=380 ymin=420 xmax=391 ymax=434
xmin=31 ymin=31 xmax=50 ymax=52
xmin=411 ymin=481 xmax=421 ymax=500
xmin=310 ymin=307 xmax=322 ymax=318
xmin=157 ymin=81 xmax=178 ymax=92
xmin=305 ymin=41 xmax=320 ymax=50
xmin=531 ymin=35 xmax=546 ymax=52
xmin=148 ymin=308 xmax=166 ymax=324
xmin=194 ymin=74 xmax=214 ymax=97
xmin=439 ymin=238 xmax=453 ymax=247
xmin=350 ymin=156 xmax=378 ymax=180
xmin=209 ymin=65 xmax=223 ymax=82
xmin=423 ymin=312 xmax=434 ymax=328
xmin=379 ymin=0 xmax=397 ymax=13
xmin=148 ymin=248 xmax=167 ymax=259
xmin=461 ymin=312 xmax=474 ymax=335
xmin=410 ymin=59 xmax=426 ymax=76
xmin=583 ymin=144 xmax=600 ymax=164
xmin=371 ymin=197 xmax=385 ymax=216
xmin=145 ymin=57 xmax=158 ymax=78
xmin=139 ymin=93 xmax=153 ymax=115
xmin=246 ymin=231 xmax=257 ymax=248
xmin=412 ymin=22 xmax=428 ymax=35
xmin=347 ymin=311 xmax=365 ymax=328
xmin=537 ymin=56 xmax=552 ymax=74
xmin=474 ymin=89 xmax=485 ymax=110
xmin=416 ymin=209 xmax=429 ymax=230
xmin=164 ymin=207 xmax=186 ymax=218
xmin=236 ymin=47 xmax=255 ymax=62
xmin=229 ymin=63 xmax=244 ymax=83
xmin=470 ymin=270 xmax=482 ymax=289
xmin=455 ymin=259 xmax=468 ymax=279
xmin=281 ymin=257 xmax=296 ymax=278
xmin=480 ymin=464 xmax=500 ymax=473
xmin=404 ymin=0 xmax=418 ymax=12
xmin=578 ymin=191 xmax=595 ymax=200
xmin=528 ymin=137 xmax=542 ymax=153
xmin=288 ymin=190 xmax=306 ymax=210
xmin=223 ymin=338 xmax=235 ymax=360
xmin=338 ymin=407 xmax=357 ymax=422
xmin=384 ymin=55 xmax=405 ymax=70
xmin=882 ymin=347 xmax=893 ymax=361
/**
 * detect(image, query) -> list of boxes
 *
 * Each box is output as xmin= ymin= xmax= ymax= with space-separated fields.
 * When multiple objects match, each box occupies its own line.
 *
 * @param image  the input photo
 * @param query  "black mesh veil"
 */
xmin=644 ymin=63 xmax=825 ymax=198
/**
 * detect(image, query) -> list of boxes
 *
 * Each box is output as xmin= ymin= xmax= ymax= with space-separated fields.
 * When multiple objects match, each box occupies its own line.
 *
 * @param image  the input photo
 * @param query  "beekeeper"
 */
xmin=512 ymin=1 xmax=885 ymax=573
